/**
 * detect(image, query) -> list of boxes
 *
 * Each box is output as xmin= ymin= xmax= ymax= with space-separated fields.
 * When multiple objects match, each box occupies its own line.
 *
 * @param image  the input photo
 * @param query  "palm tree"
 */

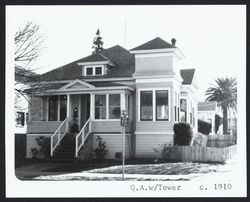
xmin=205 ymin=77 xmax=237 ymax=134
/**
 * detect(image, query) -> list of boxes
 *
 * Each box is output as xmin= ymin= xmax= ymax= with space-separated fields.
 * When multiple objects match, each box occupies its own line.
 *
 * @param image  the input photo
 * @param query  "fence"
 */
xmin=207 ymin=134 xmax=237 ymax=148
xmin=15 ymin=133 xmax=27 ymax=160
xmin=171 ymin=145 xmax=237 ymax=163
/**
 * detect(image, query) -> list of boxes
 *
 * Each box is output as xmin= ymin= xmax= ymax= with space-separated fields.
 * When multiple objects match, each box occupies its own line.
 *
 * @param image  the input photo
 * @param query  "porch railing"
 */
xmin=75 ymin=118 xmax=91 ymax=157
xmin=50 ymin=117 xmax=69 ymax=156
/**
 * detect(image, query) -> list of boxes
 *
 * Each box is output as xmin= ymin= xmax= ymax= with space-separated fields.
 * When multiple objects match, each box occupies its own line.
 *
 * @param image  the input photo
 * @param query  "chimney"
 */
xmin=171 ymin=38 xmax=176 ymax=46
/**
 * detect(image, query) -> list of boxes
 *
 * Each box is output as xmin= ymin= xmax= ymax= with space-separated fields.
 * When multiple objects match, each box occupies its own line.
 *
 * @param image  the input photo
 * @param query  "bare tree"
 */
xmin=15 ymin=21 xmax=45 ymax=69
xmin=14 ymin=22 xmax=46 ymax=110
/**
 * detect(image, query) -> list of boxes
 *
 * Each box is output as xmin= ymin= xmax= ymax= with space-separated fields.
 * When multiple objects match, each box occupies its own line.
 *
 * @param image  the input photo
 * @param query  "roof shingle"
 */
xmin=180 ymin=69 xmax=195 ymax=85
xmin=38 ymin=45 xmax=135 ymax=81
xmin=130 ymin=37 xmax=176 ymax=51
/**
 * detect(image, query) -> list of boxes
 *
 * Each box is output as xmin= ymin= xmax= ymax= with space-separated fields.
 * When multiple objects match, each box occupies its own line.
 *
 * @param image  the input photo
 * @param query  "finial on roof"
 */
xmin=171 ymin=38 xmax=176 ymax=46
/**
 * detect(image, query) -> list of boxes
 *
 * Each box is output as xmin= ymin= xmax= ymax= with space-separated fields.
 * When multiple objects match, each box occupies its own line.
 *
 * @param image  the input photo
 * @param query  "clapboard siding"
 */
xmin=135 ymin=134 xmax=173 ymax=158
xmin=27 ymin=121 xmax=63 ymax=133
xmin=26 ymin=134 xmax=52 ymax=158
xmin=136 ymin=121 xmax=174 ymax=132
xmin=91 ymin=121 xmax=133 ymax=133
xmin=93 ymin=134 xmax=133 ymax=159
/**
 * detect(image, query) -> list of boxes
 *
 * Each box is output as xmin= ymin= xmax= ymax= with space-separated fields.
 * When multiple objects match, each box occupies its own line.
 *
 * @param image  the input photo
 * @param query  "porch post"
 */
xmin=121 ymin=92 xmax=126 ymax=111
xmin=66 ymin=94 xmax=70 ymax=132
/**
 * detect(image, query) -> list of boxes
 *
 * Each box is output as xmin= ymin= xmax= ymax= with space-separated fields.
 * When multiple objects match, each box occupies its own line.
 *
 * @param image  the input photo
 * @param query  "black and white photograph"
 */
xmin=5 ymin=5 xmax=246 ymax=197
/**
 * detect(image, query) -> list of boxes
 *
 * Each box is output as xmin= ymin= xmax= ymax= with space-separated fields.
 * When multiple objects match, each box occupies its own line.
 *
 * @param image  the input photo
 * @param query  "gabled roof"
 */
xmin=38 ymin=45 xmax=135 ymax=81
xmin=198 ymin=102 xmax=217 ymax=111
xmin=180 ymin=69 xmax=195 ymax=85
xmin=130 ymin=37 xmax=176 ymax=51
xmin=77 ymin=52 xmax=109 ymax=63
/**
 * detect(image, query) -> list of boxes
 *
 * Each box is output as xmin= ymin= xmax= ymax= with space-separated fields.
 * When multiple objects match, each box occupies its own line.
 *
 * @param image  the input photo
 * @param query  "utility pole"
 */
xmin=121 ymin=109 xmax=128 ymax=180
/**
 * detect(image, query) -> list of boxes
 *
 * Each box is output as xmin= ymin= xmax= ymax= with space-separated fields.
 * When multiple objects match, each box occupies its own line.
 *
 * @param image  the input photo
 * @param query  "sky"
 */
xmin=7 ymin=5 xmax=246 ymax=100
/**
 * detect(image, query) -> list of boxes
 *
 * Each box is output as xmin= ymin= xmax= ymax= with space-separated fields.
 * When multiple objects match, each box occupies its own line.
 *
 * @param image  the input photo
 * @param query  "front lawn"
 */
xmin=87 ymin=162 xmax=219 ymax=175
xmin=34 ymin=161 xmax=221 ymax=181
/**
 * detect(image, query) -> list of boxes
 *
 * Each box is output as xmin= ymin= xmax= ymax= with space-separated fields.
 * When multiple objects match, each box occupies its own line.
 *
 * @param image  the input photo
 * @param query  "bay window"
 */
xmin=180 ymin=99 xmax=187 ymax=122
xmin=140 ymin=91 xmax=153 ymax=121
xmin=156 ymin=90 xmax=169 ymax=121
xmin=140 ymin=89 xmax=169 ymax=121
xmin=109 ymin=94 xmax=121 ymax=119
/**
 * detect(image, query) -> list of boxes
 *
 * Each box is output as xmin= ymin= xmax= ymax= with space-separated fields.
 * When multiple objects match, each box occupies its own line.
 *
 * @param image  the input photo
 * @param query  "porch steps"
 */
xmin=52 ymin=133 xmax=76 ymax=162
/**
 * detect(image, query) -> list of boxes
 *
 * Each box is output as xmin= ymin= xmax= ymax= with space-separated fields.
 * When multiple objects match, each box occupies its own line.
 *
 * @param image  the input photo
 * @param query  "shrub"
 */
xmin=94 ymin=136 xmax=108 ymax=160
xmin=192 ymin=132 xmax=208 ymax=146
xmin=198 ymin=119 xmax=212 ymax=135
xmin=70 ymin=123 xmax=79 ymax=133
xmin=154 ymin=143 xmax=175 ymax=160
xmin=173 ymin=122 xmax=193 ymax=146
xmin=114 ymin=152 xmax=122 ymax=160
xmin=31 ymin=136 xmax=50 ymax=159
xmin=215 ymin=114 xmax=222 ymax=134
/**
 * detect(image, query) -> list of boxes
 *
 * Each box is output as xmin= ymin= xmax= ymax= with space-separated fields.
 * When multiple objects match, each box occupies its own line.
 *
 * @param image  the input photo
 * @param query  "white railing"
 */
xmin=50 ymin=117 xmax=69 ymax=156
xmin=75 ymin=118 xmax=91 ymax=157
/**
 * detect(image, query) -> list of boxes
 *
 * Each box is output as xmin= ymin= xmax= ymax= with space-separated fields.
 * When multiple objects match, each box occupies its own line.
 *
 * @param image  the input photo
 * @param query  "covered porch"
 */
xmin=26 ymin=79 xmax=134 ymax=157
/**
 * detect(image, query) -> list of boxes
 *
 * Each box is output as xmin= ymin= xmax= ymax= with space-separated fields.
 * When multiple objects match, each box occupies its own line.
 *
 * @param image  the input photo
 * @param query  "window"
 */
xmin=109 ymin=94 xmax=120 ymax=119
xmin=95 ymin=66 xmax=102 ymax=75
xmin=174 ymin=92 xmax=177 ymax=121
xmin=60 ymin=95 xmax=67 ymax=121
xmin=16 ymin=112 xmax=25 ymax=126
xmin=190 ymin=101 xmax=193 ymax=124
xmin=140 ymin=91 xmax=153 ymax=121
xmin=84 ymin=65 xmax=104 ymax=76
xmin=156 ymin=90 xmax=169 ymax=121
xmin=140 ymin=89 xmax=169 ymax=121
xmin=86 ymin=67 xmax=93 ymax=75
xmin=26 ymin=113 xmax=28 ymax=122
xmin=95 ymin=95 xmax=106 ymax=119
xmin=49 ymin=96 xmax=58 ymax=121
xmin=180 ymin=99 xmax=187 ymax=122
xmin=192 ymin=107 xmax=195 ymax=126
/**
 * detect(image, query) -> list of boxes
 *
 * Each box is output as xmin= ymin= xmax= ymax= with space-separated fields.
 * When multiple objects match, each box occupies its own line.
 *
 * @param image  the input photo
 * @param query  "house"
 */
xmin=25 ymin=37 xmax=199 ymax=159
xmin=198 ymin=101 xmax=223 ymax=134
xmin=15 ymin=66 xmax=38 ymax=159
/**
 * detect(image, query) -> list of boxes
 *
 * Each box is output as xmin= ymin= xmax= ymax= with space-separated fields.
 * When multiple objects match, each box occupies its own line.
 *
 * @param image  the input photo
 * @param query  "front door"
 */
xmin=79 ymin=94 xmax=90 ymax=129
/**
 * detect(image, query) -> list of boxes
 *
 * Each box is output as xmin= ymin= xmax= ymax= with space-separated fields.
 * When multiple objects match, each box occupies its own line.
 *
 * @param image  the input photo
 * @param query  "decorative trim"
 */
xmin=93 ymin=133 xmax=132 ymax=136
xmin=130 ymin=48 xmax=184 ymax=59
xmin=47 ymin=86 xmax=134 ymax=94
xmin=133 ymin=74 xmax=175 ymax=80
xmin=60 ymin=79 xmax=95 ymax=90
xmin=26 ymin=133 xmax=53 ymax=136
xmin=77 ymin=61 xmax=109 ymax=65
xmin=134 ymin=131 xmax=173 ymax=135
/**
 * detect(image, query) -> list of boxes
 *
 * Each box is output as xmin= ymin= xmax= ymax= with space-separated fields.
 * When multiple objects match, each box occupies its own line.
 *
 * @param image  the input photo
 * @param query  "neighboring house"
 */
xmin=197 ymin=101 xmax=223 ymax=134
xmin=25 ymin=37 xmax=199 ymax=159
xmin=15 ymin=66 xmax=38 ymax=134
xmin=15 ymin=66 xmax=38 ymax=158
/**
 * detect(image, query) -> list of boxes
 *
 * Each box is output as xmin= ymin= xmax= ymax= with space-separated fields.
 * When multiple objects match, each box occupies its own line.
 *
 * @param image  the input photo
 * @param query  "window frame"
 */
xmin=83 ymin=65 xmax=105 ymax=76
xmin=93 ymin=93 xmax=122 ymax=121
xmin=180 ymin=98 xmax=187 ymax=122
xmin=155 ymin=90 xmax=169 ymax=121
xmin=140 ymin=90 xmax=153 ymax=121
xmin=16 ymin=111 xmax=25 ymax=127
xmin=138 ymin=88 xmax=171 ymax=122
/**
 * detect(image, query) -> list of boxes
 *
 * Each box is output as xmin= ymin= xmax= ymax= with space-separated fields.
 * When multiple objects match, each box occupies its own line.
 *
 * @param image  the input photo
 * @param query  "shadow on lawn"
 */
xmin=42 ymin=158 xmax=160 ymax=172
